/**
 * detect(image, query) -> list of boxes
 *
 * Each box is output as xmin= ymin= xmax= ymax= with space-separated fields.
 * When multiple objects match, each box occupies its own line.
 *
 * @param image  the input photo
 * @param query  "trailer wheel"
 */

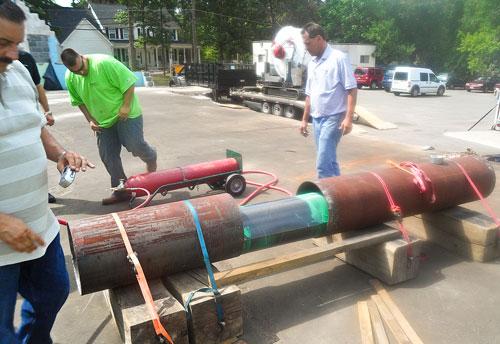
xmin=284 ymin=106 xmax=296 ymax=119
xmin=225 ymin=174 xmax=246 ymax=196
xmin=262 ymin=102 xmax=272 ymax=114
xmin=272 ymin=103 xmax=283 ymax=116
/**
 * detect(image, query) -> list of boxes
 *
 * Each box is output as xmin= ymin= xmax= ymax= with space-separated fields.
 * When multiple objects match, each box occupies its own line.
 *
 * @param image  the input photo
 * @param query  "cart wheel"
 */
xmin=225 ymin=174 xmax=246 ymax=196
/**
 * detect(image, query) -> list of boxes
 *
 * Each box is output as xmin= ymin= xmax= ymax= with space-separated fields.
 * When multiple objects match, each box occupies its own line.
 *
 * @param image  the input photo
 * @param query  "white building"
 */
xmin=60 ymin=18 xmax=113 ymax=56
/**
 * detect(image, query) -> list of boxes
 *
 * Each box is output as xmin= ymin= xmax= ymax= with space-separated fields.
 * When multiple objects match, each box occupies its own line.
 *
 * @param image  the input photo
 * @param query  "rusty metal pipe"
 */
xmin=68 ymin=193 xmax=242 ymax=294
xmin=297 ymin=156 xmax=496 ymax=233
xmin=68 ymin=156 xmax=495 ymax=294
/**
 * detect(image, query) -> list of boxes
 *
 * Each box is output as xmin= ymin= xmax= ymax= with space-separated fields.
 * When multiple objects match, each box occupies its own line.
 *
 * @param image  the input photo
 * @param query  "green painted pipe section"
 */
xmin=241 ymin=192 xmax=329 ymax=253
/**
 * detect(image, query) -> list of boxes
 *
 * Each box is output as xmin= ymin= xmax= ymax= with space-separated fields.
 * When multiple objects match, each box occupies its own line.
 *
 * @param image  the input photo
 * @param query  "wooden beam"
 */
xmin=367 ymin=300 xmax=389 ymax=344
xmin=104 ymin=279 xmax=188 ymax=344
xmin=163 ymin=270 xmax=243 ymax=344
xmin=357 ymin=301 xmax=375 ymax=344
xmin=370 ymin=279 xmax=423 ymax=344
xmin=214 ymin=227 xmax=401 ymax=286
xmin=371 ymin=295 xmax=411 ymax=344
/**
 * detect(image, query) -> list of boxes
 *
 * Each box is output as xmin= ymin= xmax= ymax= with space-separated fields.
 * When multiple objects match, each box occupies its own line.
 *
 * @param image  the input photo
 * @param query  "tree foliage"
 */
xmin=24 ymin=0 xmax=499 ymax=76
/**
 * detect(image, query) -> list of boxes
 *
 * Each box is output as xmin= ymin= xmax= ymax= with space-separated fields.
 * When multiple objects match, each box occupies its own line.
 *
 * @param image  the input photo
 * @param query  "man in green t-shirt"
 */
xmin=61 ymin=48 xmax=157 ymax=205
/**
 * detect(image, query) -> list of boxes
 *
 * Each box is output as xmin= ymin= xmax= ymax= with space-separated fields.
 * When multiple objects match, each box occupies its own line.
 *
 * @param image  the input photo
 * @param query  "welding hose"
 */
xmin=239 ymin=170 xmax=293 ymax=206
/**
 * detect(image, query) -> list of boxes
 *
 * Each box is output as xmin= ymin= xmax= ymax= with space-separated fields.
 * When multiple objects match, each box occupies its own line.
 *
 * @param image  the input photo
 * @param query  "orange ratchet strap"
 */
xmin=111 ymin=213 xmax=174 ymax=344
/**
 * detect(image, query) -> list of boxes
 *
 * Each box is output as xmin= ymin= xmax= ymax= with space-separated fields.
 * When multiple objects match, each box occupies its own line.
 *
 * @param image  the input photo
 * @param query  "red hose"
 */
xmin=239 ymin=170 xmax=293 ymax=206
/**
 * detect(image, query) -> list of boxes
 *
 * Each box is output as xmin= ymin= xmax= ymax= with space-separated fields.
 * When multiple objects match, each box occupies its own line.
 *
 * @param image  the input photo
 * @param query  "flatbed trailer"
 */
xmin=231 ymin=86 xmax=306 ymax=119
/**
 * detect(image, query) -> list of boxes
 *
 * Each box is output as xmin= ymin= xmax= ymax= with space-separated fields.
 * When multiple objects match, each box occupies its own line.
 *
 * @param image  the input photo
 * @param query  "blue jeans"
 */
xmin=97 ymin=116 xmax=157 ymax=187
xmin=0 ymin=234 xmax=69 ymax=344
xmin=312 ymin=114 xmax=345 ymax=178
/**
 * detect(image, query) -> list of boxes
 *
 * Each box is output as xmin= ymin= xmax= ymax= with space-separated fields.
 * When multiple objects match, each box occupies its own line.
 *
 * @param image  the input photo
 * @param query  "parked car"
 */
xmin=355 ymin=67 xmax=384 ymax=89
xmin=437 ymin=73 xmax=466 ymax=89
xmin=391 ymin=67 xmax=446 ymax=97
xmin=465 ymin=76 xmax=500 ymax=92
xmin=382 ymin=69 xmax=394 ymax=92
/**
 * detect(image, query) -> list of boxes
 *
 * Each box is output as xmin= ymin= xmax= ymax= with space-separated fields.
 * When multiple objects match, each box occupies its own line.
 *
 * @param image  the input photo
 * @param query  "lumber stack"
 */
xmin=357 ymin=279 xmax=423 ymax=344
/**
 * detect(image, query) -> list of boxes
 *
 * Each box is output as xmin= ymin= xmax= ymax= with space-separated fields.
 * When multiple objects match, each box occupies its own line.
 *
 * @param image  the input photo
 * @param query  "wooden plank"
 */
xmin=104 ymin=279 xmax=188 ymax=344
xmin=367 ymin=300 xmax=389 ymax=344
xmin=370 ymin=279 xmax=423 ymax=344
xmin=214 ymin=227 xmax=401 ymax=286
xmin=357 ymin=301 xmax=375 ymax=344
xmin=371 ymin=295 xmax=411 ymax=344
xmin=336 ymin=238 xmax=422 ymax=285
xmin=402 ymin=217 xmax=500 ymax=262
xmin=163 ymin=270 xmax=243 ymax=344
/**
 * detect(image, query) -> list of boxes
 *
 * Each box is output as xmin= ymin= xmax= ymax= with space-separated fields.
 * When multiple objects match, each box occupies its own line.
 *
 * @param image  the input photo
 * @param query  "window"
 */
xmin=360 ymin=55 xmax=370 ymax=63
xmin=108 ymin=28 xmax=117 ymax=40
xmin=258 ymin=54 xmax=265 ymax=62
xmin=123 ymin=29 xmax=128 ymax=40
xmin=420 ymin=73 xmax=429 ymax=81
xmin=394 ymin=72 xmax=408 ymax=81
xmin=429 ymin=74 xmax=438 ymax=82
xmin=137 ymin=27 xmax=142 ymax=37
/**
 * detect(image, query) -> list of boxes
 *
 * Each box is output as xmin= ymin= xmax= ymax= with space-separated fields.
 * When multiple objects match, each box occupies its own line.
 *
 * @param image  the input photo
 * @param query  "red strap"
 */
xmin=370 ymin=172 xmax=413 ymax=257
xmin=400 ymin=161 xmax=436 ymax=203
xmin=112 ymin=213 xmax=174 ymax=344
xmin=451 ymin=162 xmax=500 ymax=233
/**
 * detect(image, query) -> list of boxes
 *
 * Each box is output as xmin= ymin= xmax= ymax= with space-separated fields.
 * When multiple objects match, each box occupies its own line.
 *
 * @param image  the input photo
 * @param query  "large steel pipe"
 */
xmin=68 ymin=193 xmax=242 ymax=294
xmin=68 ymin=156 xmax=495 ymax=294
xmin=297 ymin=156 xmax=496 ymax=233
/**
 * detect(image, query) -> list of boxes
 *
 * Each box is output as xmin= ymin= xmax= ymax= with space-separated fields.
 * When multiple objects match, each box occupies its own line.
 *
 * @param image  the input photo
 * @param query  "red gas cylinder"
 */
xmin=124 ymin=158 xmax=240 ymax=196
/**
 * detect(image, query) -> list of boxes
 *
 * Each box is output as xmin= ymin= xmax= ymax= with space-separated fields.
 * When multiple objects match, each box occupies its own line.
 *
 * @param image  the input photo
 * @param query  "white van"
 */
xmin=391 ymin=67 xmax=446 ymax=97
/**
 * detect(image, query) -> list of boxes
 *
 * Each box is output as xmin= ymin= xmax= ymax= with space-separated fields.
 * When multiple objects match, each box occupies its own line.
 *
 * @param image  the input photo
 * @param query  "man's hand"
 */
xmin=90 ymin=120 xmax=101 ymax=133
xmin=118 ymin=105 xmax=130 ymax=121
xmin=339 ymin=117 xmax=353 ymax=136
xmin=0 ymin=214 xmax=45 ymax=253
xmin=300 ymin=120 xmax=309 ymax=137
xmin=45 ymin=111 xmax=55 ymax=126
xmin=57 ymin=151 xmax=95 ymax=173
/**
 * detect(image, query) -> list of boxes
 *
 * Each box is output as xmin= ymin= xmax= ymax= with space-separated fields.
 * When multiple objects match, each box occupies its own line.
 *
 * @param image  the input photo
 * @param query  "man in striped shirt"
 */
xmin=0 ymin=2 xmax=94 ymax=343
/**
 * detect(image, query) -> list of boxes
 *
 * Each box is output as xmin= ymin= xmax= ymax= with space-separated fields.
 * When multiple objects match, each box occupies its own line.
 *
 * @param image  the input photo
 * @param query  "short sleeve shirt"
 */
xmin=0 ymin=61 xmax=58 ymax=266
xmin=305 ymin=45 xmax=357 ymax=118
xmin=65 ymin=54 xmax=141 ymax=128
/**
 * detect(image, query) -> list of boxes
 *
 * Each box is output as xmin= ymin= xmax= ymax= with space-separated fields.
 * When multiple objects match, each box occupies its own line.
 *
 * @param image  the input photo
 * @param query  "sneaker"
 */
xmin=146 ymin=160 xmax=157 ymax=173
xmin=102 ymin=191 xmax=132 ymax=205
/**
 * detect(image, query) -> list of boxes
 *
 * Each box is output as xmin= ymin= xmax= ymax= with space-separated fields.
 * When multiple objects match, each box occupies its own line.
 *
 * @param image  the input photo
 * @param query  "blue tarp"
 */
xmin=43 ymin=63 xmax=145 ymax=91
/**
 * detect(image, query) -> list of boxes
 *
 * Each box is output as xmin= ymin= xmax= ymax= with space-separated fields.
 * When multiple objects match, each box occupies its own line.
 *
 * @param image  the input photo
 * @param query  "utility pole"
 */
xmin=160 ymin=6 xmax=166 ymax=75
xmin=127 ymin=1 xmax=136 ymax=70
xmin=191 ymin=0 xmax=198 ymax=63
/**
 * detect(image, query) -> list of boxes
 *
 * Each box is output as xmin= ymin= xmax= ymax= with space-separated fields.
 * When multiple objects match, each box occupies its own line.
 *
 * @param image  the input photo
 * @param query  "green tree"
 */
xmin=458 ymin=0 xmax=500 ymax=75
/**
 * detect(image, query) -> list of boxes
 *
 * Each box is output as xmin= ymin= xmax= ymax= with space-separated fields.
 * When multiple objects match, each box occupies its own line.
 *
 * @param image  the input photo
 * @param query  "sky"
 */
xmin=54 ymin=0 xmax=73 ymax=7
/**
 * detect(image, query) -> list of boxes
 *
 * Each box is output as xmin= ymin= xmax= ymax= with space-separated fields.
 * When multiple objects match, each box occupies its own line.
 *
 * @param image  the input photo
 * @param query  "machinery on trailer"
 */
xmin=232 ymin=26 xmax=311 ymax=119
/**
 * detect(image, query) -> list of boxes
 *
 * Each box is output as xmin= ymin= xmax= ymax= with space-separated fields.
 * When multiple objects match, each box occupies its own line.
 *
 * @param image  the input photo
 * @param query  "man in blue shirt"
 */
xmin=300 ymin=22 xmax=357 ymax=178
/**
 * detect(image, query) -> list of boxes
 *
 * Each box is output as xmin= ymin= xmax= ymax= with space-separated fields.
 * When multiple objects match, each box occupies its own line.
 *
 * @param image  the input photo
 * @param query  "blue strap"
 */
xmin=184 ymin=200 xmax=225 ymax=326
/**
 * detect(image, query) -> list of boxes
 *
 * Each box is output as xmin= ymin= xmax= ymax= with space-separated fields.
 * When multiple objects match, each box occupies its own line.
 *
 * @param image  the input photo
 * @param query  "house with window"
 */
xmin=87 ymin=2 xmax=200 ymax=70
xmin=47 ymin=8 xmax=112 ymax=57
